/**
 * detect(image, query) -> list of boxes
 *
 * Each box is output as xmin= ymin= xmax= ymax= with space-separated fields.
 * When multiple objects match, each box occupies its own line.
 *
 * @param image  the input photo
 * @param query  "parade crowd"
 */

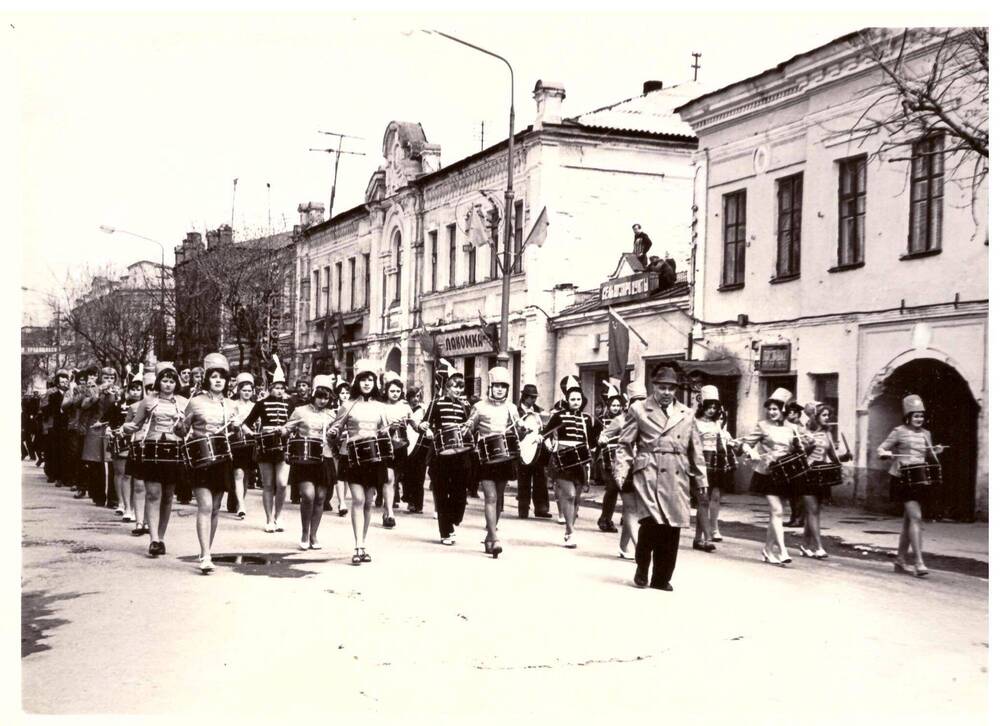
xmin=22 ymin=353 xmax=944 ymax=586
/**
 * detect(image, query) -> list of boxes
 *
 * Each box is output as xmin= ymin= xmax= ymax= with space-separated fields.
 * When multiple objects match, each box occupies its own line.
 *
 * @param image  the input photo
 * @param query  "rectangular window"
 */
xmin=722 ymin=190 xmax=746 ymax=287
xmin=448 ymin=225 xmax=457 ymax=288
xmin=776 ymin=174 xmax=802 ymax=279
xmin=414 ymin=247 xmax=424 ymax=299
xmin=363 ymin=254 xmax=370 ymax=308
xmin=837 ymin=156 xmax=867 ymax=266
xmin=349 ymin=258 xmax=356 ymax=309
xmin=322 ymin=266 xmax=331 ymax=316
xmin=312 ymin=269 xmax=320 ymax=319
xmin=335 ymin=262 xmax=343 ymax=313
xmin=513 ymin=200 xmax=524 ymax=274
xmin=429 ymin=232 xmax=438 ymax=292
xmin=909 ymin=134 xmax=945 ymax=254
xmin=463 ymin=356 xmax=476 ymax=398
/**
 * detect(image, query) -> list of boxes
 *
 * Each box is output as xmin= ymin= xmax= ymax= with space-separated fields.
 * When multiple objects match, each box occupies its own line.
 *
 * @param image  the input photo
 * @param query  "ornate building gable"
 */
xmin=381 ymin=121 xmax=442 ymax=196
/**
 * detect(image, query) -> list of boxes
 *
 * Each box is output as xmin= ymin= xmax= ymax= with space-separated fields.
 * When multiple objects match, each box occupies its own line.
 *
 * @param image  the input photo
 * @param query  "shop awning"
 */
xmin=671 ymin=358 xmax=742 ymax=377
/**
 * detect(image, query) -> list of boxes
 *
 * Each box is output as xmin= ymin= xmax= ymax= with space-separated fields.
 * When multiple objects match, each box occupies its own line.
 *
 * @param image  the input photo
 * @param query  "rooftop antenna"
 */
xmin=691 ymin=52 xmax=701 ymax=82
xmin=310 ymin=130 xmax=366 ymax=219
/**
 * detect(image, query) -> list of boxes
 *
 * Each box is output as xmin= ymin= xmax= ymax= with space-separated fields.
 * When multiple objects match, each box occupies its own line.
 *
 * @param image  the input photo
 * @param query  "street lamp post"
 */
xmin=99 ymin=226 xmax=167 ymax=359
xmin=423 ymin=30 xmax=515 ymax=366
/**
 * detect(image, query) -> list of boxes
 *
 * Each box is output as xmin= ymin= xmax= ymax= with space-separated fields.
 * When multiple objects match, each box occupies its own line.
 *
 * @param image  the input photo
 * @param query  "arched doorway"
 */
xmin=866 ymin=358 xmax=979 ymax=521
xmin=384 ymin=346 xmax=401 ymax=376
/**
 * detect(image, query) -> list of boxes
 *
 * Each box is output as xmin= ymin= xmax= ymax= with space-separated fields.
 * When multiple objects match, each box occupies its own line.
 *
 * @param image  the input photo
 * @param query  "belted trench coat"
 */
xmin=614 ymin=397 xmax=707 ymax=527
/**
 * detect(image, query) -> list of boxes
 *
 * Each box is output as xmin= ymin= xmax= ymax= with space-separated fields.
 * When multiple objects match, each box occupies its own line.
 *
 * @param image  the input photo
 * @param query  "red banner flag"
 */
xmin=608 ymin=312 xmax=629 ymax=382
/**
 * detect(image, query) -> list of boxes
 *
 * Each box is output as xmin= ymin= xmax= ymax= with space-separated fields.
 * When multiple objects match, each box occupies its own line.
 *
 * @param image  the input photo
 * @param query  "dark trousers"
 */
xmin=598 ymin=463 xmax=619 ymax=522
xmin=44 ymin=430 xmax=62 ymax=482
xmin=516 ymin=462 xmax=550 ymax=516
xmin=66 ymin=432 xmax=84 ymax=488
xmin=402 ymin=450 xmax=429 ymax=511
xmin=431 ymin=454 xmax=472 ymax=538
xmin=635 ymin=517 xmax=681 ymax=588
xmin=85 ymin=461 xmax=115 ymax=507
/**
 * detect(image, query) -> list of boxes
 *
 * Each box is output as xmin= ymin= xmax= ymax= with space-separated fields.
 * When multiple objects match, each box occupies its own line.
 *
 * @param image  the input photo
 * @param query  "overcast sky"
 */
xmin=12 ymin=8 xmax=987 ymax=324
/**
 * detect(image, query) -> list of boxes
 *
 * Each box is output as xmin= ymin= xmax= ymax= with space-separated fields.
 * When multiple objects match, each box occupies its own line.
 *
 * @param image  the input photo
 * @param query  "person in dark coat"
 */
xmin=632 ymin=224 xmax=653 ymax=268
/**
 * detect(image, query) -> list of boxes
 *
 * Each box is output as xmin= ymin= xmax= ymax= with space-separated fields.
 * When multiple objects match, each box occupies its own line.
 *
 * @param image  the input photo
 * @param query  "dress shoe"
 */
xmin=518 ymin=512 xmax=529 ymax=519
xmin=633 ymin=570 xmax=649 ymax=588
xmin=535 ymin=511 xmax=553 ymax=519
xmin=651 ymin=582 xmax=674 ymax=591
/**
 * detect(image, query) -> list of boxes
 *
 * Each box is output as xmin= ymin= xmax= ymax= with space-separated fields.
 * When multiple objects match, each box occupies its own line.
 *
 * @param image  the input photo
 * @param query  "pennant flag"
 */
xmin=466 ymin=206 xmax=490 ymax=247
xmin=524 ymin=207 xmax=549 ymax=248
xmin=478 ymin=312 xmax=498 ymax=352
xmin=609 ymin=306 xmax=649 ymax=348
xmin=608 ymin=311 xmax=629 ymax=382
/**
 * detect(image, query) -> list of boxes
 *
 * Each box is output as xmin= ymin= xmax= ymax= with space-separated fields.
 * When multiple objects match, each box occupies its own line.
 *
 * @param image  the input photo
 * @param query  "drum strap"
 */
xmin=923 ymin=431 xmax=940 ymax=465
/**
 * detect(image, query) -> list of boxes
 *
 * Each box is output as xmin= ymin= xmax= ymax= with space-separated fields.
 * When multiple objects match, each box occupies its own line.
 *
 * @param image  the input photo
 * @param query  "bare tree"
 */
xmin=851 ymin=28 xmax=988 ymax=191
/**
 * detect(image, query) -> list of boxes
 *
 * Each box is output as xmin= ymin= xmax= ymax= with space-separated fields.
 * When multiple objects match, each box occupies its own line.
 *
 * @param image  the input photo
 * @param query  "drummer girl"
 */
xmin=120 ymin=371 xmax=151 ymax=536
xmin=877 ymin=394 xmax=942 ymax=578
xmin=598 ymin=385 xmax=641 ymax=559
xmin=802 ymin=403 xmax=852 ymax=559
xmin=175 ymin=353 xmax=241 ymax=573
xmin=229 ymin=372 xmax=257 ymax=520
xmin=464 ymin=367 xmax=523 ymax=558
xmin=692 ymin=385 xmax=737 ymax=553
xmin=331 ymin=378 xmax=352 ymax=517
xmin=542 ymin=375 xmax=602 ymax=549
xmin=242 ymin=372 xmax=294 ymax=533
xmin=741 ymin=387 xmax=810 ymax=566
xmin=122 ymin=362 xmax=188 ymax=558
xmin=329 ymin=360 xmax=389 ymax=565
xmin=283 ymin=375 xmax=338 ymax=551
xmin=378 ymin=371 xmax=411 ymax=529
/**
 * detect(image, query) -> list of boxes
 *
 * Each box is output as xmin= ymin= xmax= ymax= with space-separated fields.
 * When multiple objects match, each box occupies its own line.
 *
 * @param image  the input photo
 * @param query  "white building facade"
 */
xmin=677 ymin=30 xmax=988 ymax=520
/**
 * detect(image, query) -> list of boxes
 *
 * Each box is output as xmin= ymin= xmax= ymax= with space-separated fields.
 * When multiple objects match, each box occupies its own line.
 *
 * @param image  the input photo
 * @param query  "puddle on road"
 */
xmin=22 ymin=590 xmax=93 ymax=658
xmin=177 ymin=552 xmax=324 ymax=578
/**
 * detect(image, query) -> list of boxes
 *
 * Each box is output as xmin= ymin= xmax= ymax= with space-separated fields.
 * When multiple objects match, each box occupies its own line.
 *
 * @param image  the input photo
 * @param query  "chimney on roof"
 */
xmin=643 ymin=80 xmax=663 ymax=95
xmin=218 ymin=225 xmax=233 ymax=246
xmin=533 ymin=80 xmax=566 ymax=127
xmin=206 ymin=229 xmax=221 ymax=250
xmin=298 ymin=202 xmax=326 ymax=228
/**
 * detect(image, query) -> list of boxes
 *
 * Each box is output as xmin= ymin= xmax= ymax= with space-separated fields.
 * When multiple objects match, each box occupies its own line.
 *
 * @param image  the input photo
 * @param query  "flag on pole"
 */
xmin=524 ymin=207 xmax=549 ymax=248
xmin=608 ymin=306 xmax=649 ymax=348
xmin=608 ymin=311 xmax=629 ymax=382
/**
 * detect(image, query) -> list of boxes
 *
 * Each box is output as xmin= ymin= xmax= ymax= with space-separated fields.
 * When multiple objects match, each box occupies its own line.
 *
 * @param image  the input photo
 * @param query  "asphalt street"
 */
xmin=21 ymin=462 xmax=988 ymax=722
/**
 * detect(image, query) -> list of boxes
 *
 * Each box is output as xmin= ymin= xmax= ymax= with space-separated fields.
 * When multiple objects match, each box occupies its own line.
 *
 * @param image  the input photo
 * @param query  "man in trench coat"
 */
xmin=615 ymin=366 xmax=707 ymax=590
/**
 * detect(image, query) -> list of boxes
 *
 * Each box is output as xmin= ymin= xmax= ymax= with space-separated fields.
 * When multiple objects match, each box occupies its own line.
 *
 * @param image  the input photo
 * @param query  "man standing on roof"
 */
xmin=632 ymin=223 xmax=653 ymax=268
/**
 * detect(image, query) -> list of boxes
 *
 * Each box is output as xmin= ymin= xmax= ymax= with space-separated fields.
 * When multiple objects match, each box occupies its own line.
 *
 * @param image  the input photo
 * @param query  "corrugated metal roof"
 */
xmin=568 ymin=81 xmax=702 ymax=138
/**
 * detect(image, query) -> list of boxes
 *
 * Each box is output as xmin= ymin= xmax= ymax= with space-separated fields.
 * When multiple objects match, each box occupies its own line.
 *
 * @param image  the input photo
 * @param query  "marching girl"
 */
xmin=175 ymin=353 xmax=241 ymax=573
xmin=784 ymin=400 xmax=808 ymax=529
xmin=463 ymin=367 xmax=523 ymax=558
xmin=741 ymin=388 xmax=812 ymax=566
xmin=598 ymin=385 xmax=642 ymax=559
xmin=378 ymin=371 xmax=411 ymax=529
xmin=331 ymin=378 xmax=352 ymax=517
xmin=122 ymin=362 xmax=188 ymax=558
xmin=542 ymin=376 xmax=602 ymax=549
xmin=122 ymin=371 xmax=153 ymax=537
xmin=877 ymin=395 xmax=943 ymax=578
xmin=596 ymin=383 xmax=623 ymax=534
xmin=418 ymin=363 xmax=474 ymax=546
xmin=801 ymin=403 xmax=852 ymax=559
xmin=228 ymin=372 xmax=257 ymax=520
xmin=108 ymin=369 xmax=145 ymax=524
xmin=242 ymin=373 xmax=294 ymax=533
xmin=282 ymin=375 xmax=338 ymax=551
xmin=329 ymin=360 xmax=389 ymax=565
xmin=402 ymin=386 xmax=428 ymax=513
xmin=692 ymin=385 xmax=737 ymax=552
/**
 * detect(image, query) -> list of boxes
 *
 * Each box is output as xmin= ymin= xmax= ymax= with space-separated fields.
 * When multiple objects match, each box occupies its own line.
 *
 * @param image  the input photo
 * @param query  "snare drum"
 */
xmin=388 ymin=422 xmax=409 ymax=450
xmin=476 ymin=431 xmax=520 ymax=465
xmin=433 ymin=425 xmax=474 ymax=456
xmin=109 ymin=430 xmax=131 ymax=457
xmin=597 ymin=443 xmax=620 ymax=472
xmin=807 ymin=462 xmax=843 ymax=489
xmin=346 ymin=434 xmax=393 ymax=467
xmin=128 ymin=440 xmax=144 ymax=462
xmin=286 ymin=436 xmax=324 ymax=465
xmin=143 ymin=438 xmax=182 ymax=463
xmin=183 ymin=435 xmax=232 ymax=470
xmin=228 ymin=429 xmax=255 ymax=457
xmin=703 ymin=450 xmax=731 ymax=472
xmin=769 ymin=451 xmax=809 ymax=490
xmin=550 ymin=442 xmax=591 ymax=472
xmin=255 ymin=429 xmax=284 ymax=458
xmin=900 ymin=463 xmax=942 ymax=487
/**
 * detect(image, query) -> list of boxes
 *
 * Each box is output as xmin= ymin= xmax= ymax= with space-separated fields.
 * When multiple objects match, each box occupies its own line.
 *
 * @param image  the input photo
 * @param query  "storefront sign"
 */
xmin=600 ymin=272 xmax=659 ymax=305
xmin=759 ymin=343 xmax=791 ymax=373
xmin=436 ymin=325 xmax=497 ymax=357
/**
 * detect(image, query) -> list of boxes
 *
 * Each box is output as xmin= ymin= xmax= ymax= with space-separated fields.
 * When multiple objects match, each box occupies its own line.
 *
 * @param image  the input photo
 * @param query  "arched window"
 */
xmin=392 ymin=229 xmax=402 ymax=303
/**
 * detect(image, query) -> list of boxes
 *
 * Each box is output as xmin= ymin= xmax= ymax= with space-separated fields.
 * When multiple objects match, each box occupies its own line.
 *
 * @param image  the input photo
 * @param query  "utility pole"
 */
xmin=691 ymin=52 xmax=702 ymax=81
xmin=311 ymin=131 xmax=365 ymax=219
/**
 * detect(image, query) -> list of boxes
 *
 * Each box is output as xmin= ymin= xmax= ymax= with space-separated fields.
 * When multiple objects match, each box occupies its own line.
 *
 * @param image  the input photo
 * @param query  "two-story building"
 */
xmin=294 ymin=79 xmax=700 ymax=405
xmin=677 ymin=29 xmax=988 ymax=520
